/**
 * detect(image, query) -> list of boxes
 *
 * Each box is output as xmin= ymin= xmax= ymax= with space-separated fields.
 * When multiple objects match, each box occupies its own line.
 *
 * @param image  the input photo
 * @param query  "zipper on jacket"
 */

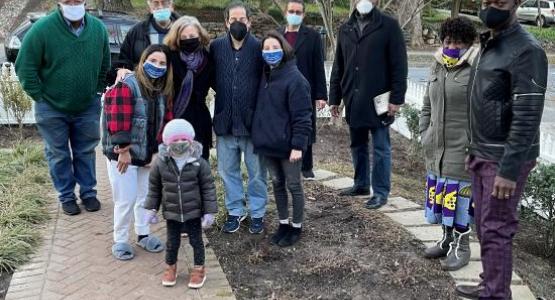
xmin=170 ymin=159 xmax=185 ymax=223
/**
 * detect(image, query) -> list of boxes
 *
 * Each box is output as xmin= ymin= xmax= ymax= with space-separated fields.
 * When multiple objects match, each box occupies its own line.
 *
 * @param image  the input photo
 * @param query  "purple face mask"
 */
xmin=443 ymin=47 xmax=461 ymax=59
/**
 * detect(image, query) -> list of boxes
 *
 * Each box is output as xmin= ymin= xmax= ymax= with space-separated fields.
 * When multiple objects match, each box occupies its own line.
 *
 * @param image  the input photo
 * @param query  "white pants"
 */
xmin=106 ymin=159 xmax=150 ymax=244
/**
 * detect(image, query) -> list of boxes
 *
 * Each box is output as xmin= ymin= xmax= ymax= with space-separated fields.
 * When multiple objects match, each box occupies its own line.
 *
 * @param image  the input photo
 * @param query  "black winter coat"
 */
xmin=145 ymin=149 xmax=217 ymax=223
xmin=252 ymin=60 xmax=312 ymax=158
xmin=279 ymin=25 xmax=327 ymax=143
xmin=329 ymin=9 xmax=408 ymax=129
xmin=469 ymin=23 xmax=547 ymax=181
xmin=118 ymin=13 xmax=180 ymax=70
xmin=169 ymin=49 xmax=213 ymax=160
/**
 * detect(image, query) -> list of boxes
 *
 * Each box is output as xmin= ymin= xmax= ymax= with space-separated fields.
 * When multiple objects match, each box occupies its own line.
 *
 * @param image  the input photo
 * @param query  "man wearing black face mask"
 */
xmin=456 ymin=0 xmax=547 ymax=299
xmin=115 ymin=0 xmax=180 ymax=83
xmin=209 ymin=1 xmax=267 ymax=235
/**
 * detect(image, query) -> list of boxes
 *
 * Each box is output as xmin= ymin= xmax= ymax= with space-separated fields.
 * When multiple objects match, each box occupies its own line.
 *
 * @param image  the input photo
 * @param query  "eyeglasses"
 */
xmin=150 ymin=0 xmax=171 ymax=8
xmin=287 ymin=10 xmax=303 ymax=15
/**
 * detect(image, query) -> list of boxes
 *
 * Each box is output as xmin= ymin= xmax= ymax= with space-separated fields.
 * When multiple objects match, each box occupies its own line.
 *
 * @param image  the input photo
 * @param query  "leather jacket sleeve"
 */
xmin=498 ymin=46 xmax=547 ymax=181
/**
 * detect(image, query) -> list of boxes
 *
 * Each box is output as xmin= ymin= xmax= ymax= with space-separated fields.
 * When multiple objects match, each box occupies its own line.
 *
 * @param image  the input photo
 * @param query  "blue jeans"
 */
xmin=216 ymin=135 xmax=268 ymax=218
xmin=349 ymin=126 xmax=391 ymax=199
xmin=34 ymin=97 xmax=101 ymax=204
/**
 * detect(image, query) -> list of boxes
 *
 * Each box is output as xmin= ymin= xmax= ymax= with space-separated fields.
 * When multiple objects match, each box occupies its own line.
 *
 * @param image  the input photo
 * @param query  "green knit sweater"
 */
xmin=15 ymin=9 xmax=111 ymax=114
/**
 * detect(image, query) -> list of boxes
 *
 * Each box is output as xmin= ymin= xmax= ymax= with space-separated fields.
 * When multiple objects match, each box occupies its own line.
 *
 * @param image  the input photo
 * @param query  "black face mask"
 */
xmin=479 ymin=6 xmax=512 ymax=29
xmin=229 ymin=21 xmax=248 ymax=41
xmin=180 ymin=37 xmax=200 ymax=53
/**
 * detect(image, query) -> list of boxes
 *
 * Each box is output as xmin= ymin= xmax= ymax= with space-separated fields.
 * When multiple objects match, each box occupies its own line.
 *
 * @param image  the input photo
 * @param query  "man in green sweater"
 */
xmin=16 ymin=0 xmax=111 ymax=216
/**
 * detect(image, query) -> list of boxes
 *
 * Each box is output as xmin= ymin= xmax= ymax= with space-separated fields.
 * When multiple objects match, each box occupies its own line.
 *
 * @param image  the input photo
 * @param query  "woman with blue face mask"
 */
xmin=419 ymin=17 xmax=478 ymax=272
xmin=251 ymin=31 xmax=312 ymax=247
xmin=102 ymin=44 xmax=174 ymax=261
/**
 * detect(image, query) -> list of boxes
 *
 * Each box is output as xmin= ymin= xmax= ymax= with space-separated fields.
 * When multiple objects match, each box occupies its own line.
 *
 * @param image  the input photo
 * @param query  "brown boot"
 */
xmin=455 ymin=284 xmax=483 ymax=299
xmin=162 ymin=264 xmax=177 ymax=287
xmin=188 ymin=266 xmax=206 ymax=289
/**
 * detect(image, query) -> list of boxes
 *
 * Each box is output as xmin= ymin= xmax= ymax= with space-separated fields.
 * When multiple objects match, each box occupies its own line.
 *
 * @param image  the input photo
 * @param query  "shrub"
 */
xmin=0 ymin=63 xmax=32 ymax=139
xmin=401 ymin=104 xmax=422 ymax=157
xmin=523 ymin=163 xmax=555 ymax=257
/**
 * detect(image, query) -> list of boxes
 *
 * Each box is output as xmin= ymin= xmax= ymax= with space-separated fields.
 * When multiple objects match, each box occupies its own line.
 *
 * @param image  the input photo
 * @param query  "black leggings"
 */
xmin=165 ymin=218 xmax=204 ymax=266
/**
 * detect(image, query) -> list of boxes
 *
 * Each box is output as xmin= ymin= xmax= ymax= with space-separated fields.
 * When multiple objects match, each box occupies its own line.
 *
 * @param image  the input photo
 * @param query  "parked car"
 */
xmin=460 ymin=0 xmax=480 ymax=15
xmin=517 ymin=0 xmax=555 ymax=27
xmin=4 ymin=9 xmax=139 ymax=84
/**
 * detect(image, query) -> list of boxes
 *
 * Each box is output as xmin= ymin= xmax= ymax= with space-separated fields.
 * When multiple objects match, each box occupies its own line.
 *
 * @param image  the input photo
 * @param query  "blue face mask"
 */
xmin=153 ymin=8 xmax=171 ymax=22
xmin=286 ymin=14 xmax=303 ymax=26
xmin=262 ymin=49 xmax=284 ymax=66
xmin=143 ymin=62 xmax=167 ymax=79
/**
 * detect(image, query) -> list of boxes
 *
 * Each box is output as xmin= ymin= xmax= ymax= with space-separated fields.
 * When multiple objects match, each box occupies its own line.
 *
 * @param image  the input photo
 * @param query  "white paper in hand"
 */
xmin=373 ymin=91 xmax=390 ymax=116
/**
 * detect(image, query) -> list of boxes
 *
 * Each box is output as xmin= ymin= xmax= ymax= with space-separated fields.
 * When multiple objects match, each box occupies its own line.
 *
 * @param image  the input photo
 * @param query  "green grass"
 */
xmin=527 ymin=26 xmax=555 ymax=43
xmin=422 ymin=8 xmax=449 ymax=24
xmin=0 ymin=143 xmax=50 ymax=273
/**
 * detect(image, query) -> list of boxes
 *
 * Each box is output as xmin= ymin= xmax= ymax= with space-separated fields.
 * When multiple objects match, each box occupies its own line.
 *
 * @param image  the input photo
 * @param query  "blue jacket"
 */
xmin=209 ymin=33 xmax=263 ymax=137
xmin=252 ymin=60 xmax=313 ymax=158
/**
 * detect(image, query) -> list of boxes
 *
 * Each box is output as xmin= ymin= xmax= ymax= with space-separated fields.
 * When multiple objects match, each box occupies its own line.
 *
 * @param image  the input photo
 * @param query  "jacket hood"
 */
xmin=158 ymin=140 xmax=204 ymax=162
xmin=434 ymin=45 xmax=480 ymax=67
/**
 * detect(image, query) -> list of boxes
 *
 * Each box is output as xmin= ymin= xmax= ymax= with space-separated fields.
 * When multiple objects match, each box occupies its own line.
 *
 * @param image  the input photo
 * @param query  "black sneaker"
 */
xmin=271 ymin=223 xmax=292 ymax=245
xmin=81 ymin=197 xmax=101 ymax=212
xmin=365 ymin=196 xmax=388 ymax=210
xmin=222 ymin=215 xmax=247 ymax=233
xmin=249 ymin=217 xmax=264 ymax=234
xmin=302 ymin=170 xmax=316 ymax=181
xmin=278 ymin=227 xmax=302 ymax=247
xmin=338 ymin=187 xmax=370 ymax=197
xmin=62 ymin=201 xmax=81 ymax=216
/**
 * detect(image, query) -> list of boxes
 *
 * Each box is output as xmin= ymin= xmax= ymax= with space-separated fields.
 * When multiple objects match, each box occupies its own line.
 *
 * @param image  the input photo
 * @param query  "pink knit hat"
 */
xmin=162 ymin=119 xmax=195 ymax=145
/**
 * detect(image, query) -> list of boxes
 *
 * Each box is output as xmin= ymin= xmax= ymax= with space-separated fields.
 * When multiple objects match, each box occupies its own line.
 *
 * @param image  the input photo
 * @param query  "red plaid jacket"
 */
xmin=104 ymin=82 xmax=173 ymax=146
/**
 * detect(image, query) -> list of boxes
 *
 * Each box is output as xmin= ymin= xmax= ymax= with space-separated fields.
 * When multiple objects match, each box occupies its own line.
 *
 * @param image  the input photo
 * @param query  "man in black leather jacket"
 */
xmin=456 ymin=0 xmax=547 ymax=299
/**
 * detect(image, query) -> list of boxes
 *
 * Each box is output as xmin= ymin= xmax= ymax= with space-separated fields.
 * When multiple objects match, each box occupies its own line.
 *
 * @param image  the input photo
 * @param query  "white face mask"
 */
xmin=60 ymin=2 xmax=86 ymax=21
xmin=356 ymin=0 xmax=374 ymax=15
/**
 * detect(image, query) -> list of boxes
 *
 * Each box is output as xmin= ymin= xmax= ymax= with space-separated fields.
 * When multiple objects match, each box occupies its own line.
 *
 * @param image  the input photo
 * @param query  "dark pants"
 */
xmin=34 ymin=98 xmax=101 ymax=203
xmin=301 ymin=144 xmax=313 ymax=172
xmin=166 ymin=218 xmax=205 ymax=266
xmin=349 ymin=126 xmax=391 ymax=198
xmin=469 ymin=157 xmax=535 ymax=300
xmin=264 ymin=156 xmax=305 ymax=224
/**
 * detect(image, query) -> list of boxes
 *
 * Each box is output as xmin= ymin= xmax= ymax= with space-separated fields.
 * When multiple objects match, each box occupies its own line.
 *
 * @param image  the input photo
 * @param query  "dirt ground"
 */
xmin=0 ymin=125 xmax=42 ymax=148
xmin=207 ymin=181 xmax=458 ymax=300
xmin=311 ymin=120 xmax=555 ymax=299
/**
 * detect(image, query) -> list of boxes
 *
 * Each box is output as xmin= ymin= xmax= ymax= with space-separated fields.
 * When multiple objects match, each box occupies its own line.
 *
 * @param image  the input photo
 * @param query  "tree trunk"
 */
xmin=451 ymin=0 xmax=462 ymax=18
xmin=99 ymin=0 xmax=133 ymax=11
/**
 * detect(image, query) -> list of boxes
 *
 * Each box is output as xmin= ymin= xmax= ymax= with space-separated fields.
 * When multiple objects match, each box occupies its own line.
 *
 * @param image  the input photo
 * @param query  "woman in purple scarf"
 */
xmin=164 ymin=16 xmax=212 ymax=160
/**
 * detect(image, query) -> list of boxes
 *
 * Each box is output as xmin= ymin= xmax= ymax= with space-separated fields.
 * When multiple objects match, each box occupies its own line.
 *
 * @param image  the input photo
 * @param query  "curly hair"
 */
xmin=439 ymin=17 xmax=477 ymax=45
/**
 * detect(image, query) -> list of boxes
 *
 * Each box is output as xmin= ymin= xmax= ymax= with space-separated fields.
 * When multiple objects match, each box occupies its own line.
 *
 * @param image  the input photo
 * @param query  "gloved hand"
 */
xmin=201 ymin=214 xmax=215 ymax=229
xmin=144 ymin=209 xmax=159 ymax=224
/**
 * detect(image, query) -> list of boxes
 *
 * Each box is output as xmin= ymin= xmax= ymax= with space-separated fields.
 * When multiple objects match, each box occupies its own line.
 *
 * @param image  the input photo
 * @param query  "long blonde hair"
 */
xmin=164 ymin=16 xmax=210 ymax=51
xmin=135 ymin=44 xmax=174 ymax=107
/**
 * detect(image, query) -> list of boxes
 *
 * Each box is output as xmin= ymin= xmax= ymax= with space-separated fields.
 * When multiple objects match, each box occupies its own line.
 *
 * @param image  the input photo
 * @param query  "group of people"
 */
xmin=13 ymin=0 xmax=547 ymax=298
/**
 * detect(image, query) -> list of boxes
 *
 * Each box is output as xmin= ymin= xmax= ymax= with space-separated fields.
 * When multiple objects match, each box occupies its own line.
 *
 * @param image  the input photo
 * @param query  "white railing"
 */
xmin=1 ymin=63 xmax=553 ymax=164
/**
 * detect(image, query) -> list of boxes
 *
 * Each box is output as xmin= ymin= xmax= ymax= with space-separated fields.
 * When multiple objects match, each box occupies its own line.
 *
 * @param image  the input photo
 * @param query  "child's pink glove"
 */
xmin=144 ymin=209 xmax=159 ymax=224
xmin=201 ymin=214 xmax=215 ymax=228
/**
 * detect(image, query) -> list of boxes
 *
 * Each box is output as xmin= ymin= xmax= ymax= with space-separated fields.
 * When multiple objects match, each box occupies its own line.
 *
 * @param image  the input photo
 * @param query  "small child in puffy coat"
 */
xmin=144 ymin=119 xmax=217 ymax=289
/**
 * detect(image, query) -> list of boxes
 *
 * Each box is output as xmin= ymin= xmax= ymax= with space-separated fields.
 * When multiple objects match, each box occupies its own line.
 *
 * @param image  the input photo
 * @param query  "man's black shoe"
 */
xmin=82 ymin=197 xmax=101 ymax=212
xmin=455 ymin=284 xmax=483 ymax=299
xmin=365 ymin=196 xmax=388 ymax=210
xmin=62 ymin=201 xmax=81 ymax=215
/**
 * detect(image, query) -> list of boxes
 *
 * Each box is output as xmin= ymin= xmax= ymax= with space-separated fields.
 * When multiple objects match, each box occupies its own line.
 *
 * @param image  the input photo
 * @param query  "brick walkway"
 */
xmin=5 ymin=150 xmax=235 ymax=300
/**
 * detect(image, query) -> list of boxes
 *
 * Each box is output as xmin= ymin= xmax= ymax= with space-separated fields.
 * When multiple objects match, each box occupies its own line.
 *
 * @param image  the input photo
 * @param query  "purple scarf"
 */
xmin=173 ymin=50 xmax=206 ymax=118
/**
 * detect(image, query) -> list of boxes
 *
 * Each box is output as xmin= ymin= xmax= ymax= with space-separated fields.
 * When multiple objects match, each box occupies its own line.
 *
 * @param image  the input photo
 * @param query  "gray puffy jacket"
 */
xmin=144 ymin=142 xmax=217 ymax=222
